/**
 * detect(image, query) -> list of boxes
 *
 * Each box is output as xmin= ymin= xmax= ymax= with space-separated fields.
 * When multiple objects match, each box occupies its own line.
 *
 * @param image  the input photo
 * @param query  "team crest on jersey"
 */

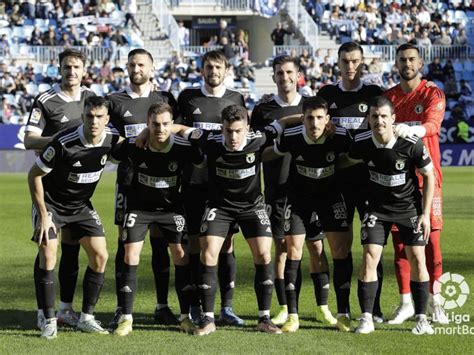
xmin=30 ymin=108 xmax=42 ymax=124
xmin=168 ymin=161 xmax=178 ymax=172
xmin=100 ymin=154 xmax=107 ymax=165
xmin=43 ymin=146 xmax=55 ymax=162
xmin=246 ymin=153 xmax=256 ymax=163
xmin=395 ymin=159 xmax=405 ymax=170
xmin=326 ymin=151 xmax=335 ymax=163
xmin=415 ymin=104 xmax=423 ymax=114
xmin=191 ymin=129 xmax=203 ymax=140
xmin=284 ymin=220 xmax=291 ymax=232
xmin=359 ymin=103 xmax=368 ymax=113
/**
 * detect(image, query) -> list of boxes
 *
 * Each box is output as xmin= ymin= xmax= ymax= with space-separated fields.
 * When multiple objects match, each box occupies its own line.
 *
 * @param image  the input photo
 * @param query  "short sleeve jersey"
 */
xmin=349 ymin=131 xmax=433 ymax=219
xmin=111 ymin=135 xmax=202 ymax=212
xmin=36 ymin=125 xmax=121 ymax=214
xmin=26 ymin=84 xmax=96 ymax=137
xmin=275 ymin=125 xmax=351 ymax=198
xmin=187 ymin=122 xmax=282 ymax=209
xmin=318 ymin=81 xmax=384 ymax=138
xmin=177 ymin=85 xmax=246 ymax=186
xmin=250 ymin=93 xmax=308 ymax=201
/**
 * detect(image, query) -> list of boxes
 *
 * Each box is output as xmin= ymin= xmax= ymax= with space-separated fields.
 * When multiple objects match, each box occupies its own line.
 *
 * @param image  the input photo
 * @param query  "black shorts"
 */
xmin=31 ymin=202 xmax=105 ymax=241
xmin=265 ymin=197 xmax=286 ymax=240
xmin=336 ymin=164 xmax=369 ymax=223
xmin=200 ymin=202 xmax=272 ymax=239
xmin=361 ymin=213 xmax=427 ymax=247
xmin=183 ymin=185 xmax=239 ymax=236
xmin=114 ymin=182 xmax=129 ymax=226
xmin=121 ymin=209 xmax=187 ymax=244
xmin=283 ymin=193 xmax=349 ymax=239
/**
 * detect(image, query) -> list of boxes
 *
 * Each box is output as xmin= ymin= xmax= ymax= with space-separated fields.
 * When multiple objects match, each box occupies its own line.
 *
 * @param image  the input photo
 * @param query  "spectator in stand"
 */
xmin=43 ymin=27 xmax=58 ymax=46
xmin=110 ymin=28 xmax=129 ymax=61
xmin=271 ymin=22 xmax=292 ymax=46
xmin=100 ymin=60 xmax=113 ymax=81
xmin=320 ymin=56 xmax=333 ymax=83
xmin=177 ymin=21 xmax=190 ymax=47
xmin=218 ymin=19 xmax=233 ymax=44
xmin=45 ymin=59 xmax=59 ymax=84
xmin=72 ymin=0 xmax=84 ymax=16
xmin=220 ymin=36 xmax=237 ymax=65
xmin=236 ymin=58 xmax=255 ymax=86
xmin=30 ymin=26 xmax=44 ymax=45
xmin=21 ymin=0 xmax=36 ymax=20
xmin=124 ymin=0 xmax=141 ymax=33
xmin=0 ymin=72 xmax=17 ymax=94
xmin=184 ymin=59 xmax=201 ymax=84
xmin=306 ymin=59 xmax=322 ymax=81
xmin=417 ymin=5 xmax=431 ymax=25
xmin=0 ymin=34 xmax=10 ymax=57
xmin=453 ymin=28 xmax=467 ymax=45
xmin=368 ymin=57 xmax=383 ymax=74
xmin=9 ymin=3 xmax=25 ymax=26
xmin=99 ymin=0 xmax=116 ymax=16
xmin=299 ymin=48 xmax=312 ymax=77
xmin=351 ymin=24 xmax=367 ymax=44
xmin=0 ymin=96 xmax=13 ymax=124
xmin=235 ymin=29 xmax=249 ymax=61
xmin=427 ymin=57 xmax=444 ymax=82
xmin=444 ymin=74 xmax=460 ymax=100
xmin=434 ymin=28 xmax=452 ymax=45
xmin=60 ymin=32 xmax=76 ymax=47
xmin=442 ymin=59 xmax=455 ymax=78
xmin=417 ymin=29 xmax=432 ymax=47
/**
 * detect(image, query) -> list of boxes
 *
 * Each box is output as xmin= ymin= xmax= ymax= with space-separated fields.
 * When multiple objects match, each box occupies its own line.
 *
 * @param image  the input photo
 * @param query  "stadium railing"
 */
xmin=155 ymin=0 xmax=180 ymax=52
xmin=272 ymin=45 xmax=314 ymax=57
xmin=285 ymin=0 xmax=319 ymax=53
xmin=181 ymin=45 xmax=245 ymax=58
xmin=164 ymin=0 xmax=254 ymax=10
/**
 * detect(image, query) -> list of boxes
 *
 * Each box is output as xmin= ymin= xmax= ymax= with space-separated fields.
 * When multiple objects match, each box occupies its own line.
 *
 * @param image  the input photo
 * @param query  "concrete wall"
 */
xmin=239 ymin=16 xmax=279 ymax=64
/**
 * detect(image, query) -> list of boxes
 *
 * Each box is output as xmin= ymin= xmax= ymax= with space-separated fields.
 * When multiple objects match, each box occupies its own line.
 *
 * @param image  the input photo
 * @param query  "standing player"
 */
xmin=28 ymin=96 xmax=120 ymax=339
xmin=24 ymin=49 xmax=96 ymax=329
xmin=262 ymin=96 xmax=350 ymax=332
xmin=108 ymin=49 xmax=180 ymax=326
xmin=112 ymin=102 xmax=203 ymax=336
xmin=317 ymin=42 xmax=385 ymax=329
xmin=177 ymin=50 xmax=246 ymax=325
xmin=173 ymin=105 xmax=301 ymax=335
xmin=350 ymin=96 xmax=435 ymax=335
xmin=384 ymin=43 xmax=448 ymax=325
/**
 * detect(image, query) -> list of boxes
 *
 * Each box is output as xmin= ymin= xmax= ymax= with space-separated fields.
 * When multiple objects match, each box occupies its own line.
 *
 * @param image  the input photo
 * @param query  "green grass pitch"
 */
xmin=0 ymin=167 xmax=473 ymax=354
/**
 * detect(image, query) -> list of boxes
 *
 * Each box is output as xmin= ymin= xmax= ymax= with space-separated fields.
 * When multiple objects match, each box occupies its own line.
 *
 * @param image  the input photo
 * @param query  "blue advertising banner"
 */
xmin=0 ymin=124 xmax=26 ymax=150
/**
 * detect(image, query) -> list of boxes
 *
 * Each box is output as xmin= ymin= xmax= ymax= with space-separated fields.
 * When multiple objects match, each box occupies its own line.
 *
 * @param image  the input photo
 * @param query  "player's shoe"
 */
xmin=40 ymin=318 xmax=57 ymax=340
xmin=154 ymin=306 xmax=179 ymax=325
xmin=355 ymin=313 xmax=375 ymax=334
xmin=179 ymin=317 xmax=196 ymax=334
xmin=281 ymin=314 xmax=299 ymax=333
xmin=56 ymin=309 xmax=79 ymax=327
xmin=193 ymin=316 xmax=216 ymax=336
xmin=37 ymin=312 xmax=46 ymax=330
xmin=412 ymin=316 xmax=434 ymax=335
xmin=372 ymin=312 xmax=385 ymax=324
xmin=256 ymin=315 xmax=282 ymax=334
xmin=218 ymin=307 xmax=244 ymax=326
xmin=388 ymin=303 xmax=415 ymax=325
xmin=190 ymin=306 xmax=203 ymax=325
xmin=336 ymin=314 xmax=352 ymax=332
xmin=315 ymin=305 xmax=337 ymax=325
xmin=114 ymin=318 xmax=133 ymax=336
xmin=430 ymin=303 xmax=449 ymax=324
xmin=271 ymin=305 xmax=288 ymax=326
xmin=109 ymin=307 xmax=122 ymax=328
xmin=77 ymin=317 xmax=109 ymax=334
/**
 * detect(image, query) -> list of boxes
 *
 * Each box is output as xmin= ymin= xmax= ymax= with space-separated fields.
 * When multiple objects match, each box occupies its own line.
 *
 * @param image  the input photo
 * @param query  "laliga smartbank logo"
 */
xmin=433 ymin=272 xmax=473 ymax=335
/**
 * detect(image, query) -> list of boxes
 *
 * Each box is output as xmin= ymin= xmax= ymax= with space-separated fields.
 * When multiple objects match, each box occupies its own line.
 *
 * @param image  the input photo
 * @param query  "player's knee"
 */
xmin=171 ymin=245 xmax=187 ymax=265
xmin=94 ymin=250 xmax=109 ymax=270
xmin=254 ymin=251 xmax=271 ymax=265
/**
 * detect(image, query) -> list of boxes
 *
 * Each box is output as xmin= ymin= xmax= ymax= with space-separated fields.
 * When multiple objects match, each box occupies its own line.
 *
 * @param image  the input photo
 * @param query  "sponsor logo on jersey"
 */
xmin=30 ymin=108 xmax=42 ymax=124
xmin=190 ymin=129 xmax=204 ymax=139
xmin=255 ymin=208 xmax=270 ymax=225
xmin=359 ymin=103 xmax=368 ymax=113
xmin=216 ymin=166 xmax=256 ymax=180
xmin=60 ymin=115 xmax=69 ymax=123
xmin=138 ymin=173 xmax=177 ymax=188
xmin=422 ymin=145 xmax=429 ymax=160
xmin=330 ymin=102 xmax=338 ymax=109
xmin=403 ymin=121 xmax=422 ymax=126
xmin=326 ymin=151 xmax=335 ymax=163
xmin=193 ymin=122 xmax=222 ymax=130
xmin=246 ymin=152 xmax=255 ymax=163
xmin=124 ymin=110 xmax=133 ymax=117
xmin=193 ymin=108 xmax=202 ymax=115
xmin=331 ymin=116 xmax=367 ymax=130
xmin=296 ymin=164 xmax=335 ymax=179
xmin=124 ymin=123 xmax=147 ymax=138
xmin=395 ymin=159 xmax=405 ymax=170
xmin=415 ymin=104 xmax=423 ymax=114
xmin=67 ymin=170 xmax=103 ymax=184
xmin=369 ymin=171 xmax=406 ymax=187
xmin=43 ymin=146 xmax=55 ymax=162
xmin=168 ymin=161 xmax=178 ymax=172
xmin=100 ymin=154 xmax=107 ymax=166
xmin=73 ymin=161 xmax=82 ymax=167
xmin=173 ymin=215 xmax=185 ymax=232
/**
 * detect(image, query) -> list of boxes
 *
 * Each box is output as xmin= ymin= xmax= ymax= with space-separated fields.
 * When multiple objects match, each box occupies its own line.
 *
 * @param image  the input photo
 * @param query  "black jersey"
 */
xmin=318 ymin=82 xmax=383 ymax=138
xmin=112 ymin=135 xmax=202 ymax=212
xmin=275 ymin=125 xmax=351 ymax=198
xmin=26 ymin=84 xmax=96 ymax=137
xmin=186 ymin=122 xmax=282 ymax=209
xmin=250 ymin=94 xmax=307 ymax=201
xmin=349 ymin=131 xmax=433 ymax=219
xmin=177 ymin=85 xmax=245 ymax=186
xmin=36 ymin=125 xmax=120 ymax=214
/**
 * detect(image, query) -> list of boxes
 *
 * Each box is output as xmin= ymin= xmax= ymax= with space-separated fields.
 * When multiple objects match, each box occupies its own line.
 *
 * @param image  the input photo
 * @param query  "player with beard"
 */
xmin=176 ymin=51 xmax=246 ymax=325
xmin=108 ymin=49 xmax=180 ymax=327
xmin=384 ymin=43 xmax=448 ymax=325
xmin=251 ymin=56 xmax=337 ymax=326
xmin=24 ymin=49 xmax=96 ymax=330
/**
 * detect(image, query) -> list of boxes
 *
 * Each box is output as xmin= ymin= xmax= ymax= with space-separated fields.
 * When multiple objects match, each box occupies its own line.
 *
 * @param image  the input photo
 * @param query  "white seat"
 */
xmin=90 ymin=83 xmax=104 ymax=96
xmin=25 ymin=83 xmax=39 ymax=96
xmin=33 ymin=63 xmax=45 ymax=75
xmin=38 ymin=83 xmax=51 ymax=93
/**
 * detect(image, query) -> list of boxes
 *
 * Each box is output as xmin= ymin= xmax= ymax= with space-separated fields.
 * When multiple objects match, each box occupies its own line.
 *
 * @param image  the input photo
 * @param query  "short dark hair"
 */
xmin=337 ymin=41 xmax=364 ymax=58
xmin=396 ymin=42 xmax=420 ymax=56
xmin=272 ymin=55 xmax=300 ymax=72
xmin=222 ymin=105 xmax=248 ymax=124
xmin=368 ymin=96 xmax=394 ymax=115
xmin=148 ymin=102 xmax=173 ymax=119
xmin=128 ymin=48 xmax=154 ymax=63
xmin=58 ymin=49 xmax=87 ymax=67
xmin=202 ymin=50 xmax=229 ymax=68
xmin=84 ymin=96 xmax=109 ymax=112
xmin=302 ymin=96 xmax=328 ymax=113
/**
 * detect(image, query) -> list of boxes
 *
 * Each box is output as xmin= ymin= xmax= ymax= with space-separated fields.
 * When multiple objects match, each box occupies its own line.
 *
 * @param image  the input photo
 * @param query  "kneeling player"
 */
xmin=111 ymin=102 xmax=202 ymax=336
xmin=28 ymin=97 xmax=119 ymax=339
xmin=350 ymin=96 xmax=435 ymax=335
xmin=263 ymin=96 xmax=348 ymax=332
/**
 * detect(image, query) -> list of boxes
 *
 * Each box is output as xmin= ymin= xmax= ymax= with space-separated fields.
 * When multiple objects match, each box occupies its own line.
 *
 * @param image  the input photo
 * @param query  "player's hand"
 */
xmin=415 ymin=213 xmax=430 ymax=241
xmin=135 ymin=128 xmax=150 ymax=149
xmin=393 ymin=123 xmax=412 ymax=138
xmin=34 ymin=212 xmax=56 ymax=246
